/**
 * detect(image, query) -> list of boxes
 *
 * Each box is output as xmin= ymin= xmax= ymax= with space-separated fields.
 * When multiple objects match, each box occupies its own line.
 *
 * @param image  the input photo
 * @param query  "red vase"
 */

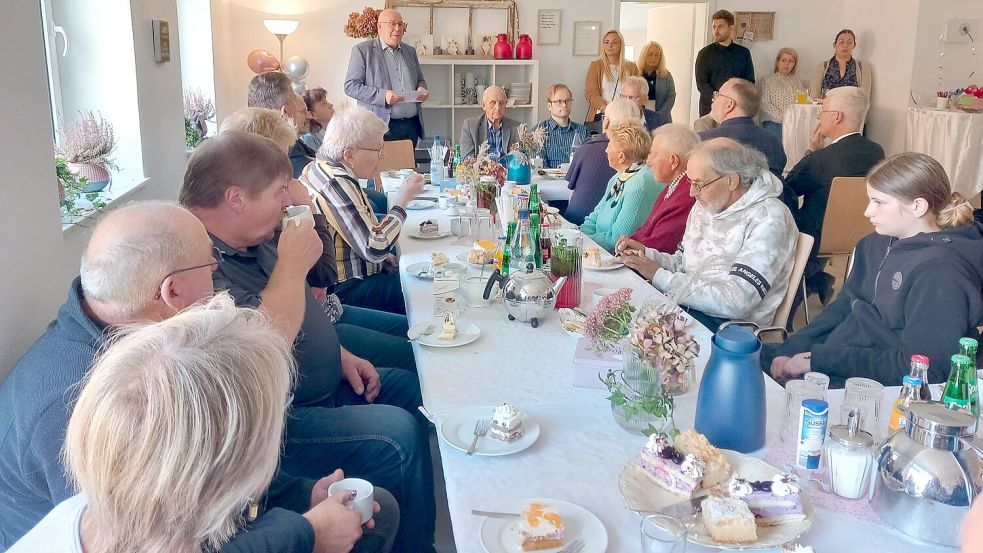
xmin=493 ymin=34 xmax=512 ymax=60
xmin=515 ymin=34 xmax=533 ymax=60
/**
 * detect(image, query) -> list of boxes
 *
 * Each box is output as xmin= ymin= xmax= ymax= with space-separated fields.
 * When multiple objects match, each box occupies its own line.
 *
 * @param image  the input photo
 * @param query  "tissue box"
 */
xmin=572 ymin=337 xmax=624 ymax=389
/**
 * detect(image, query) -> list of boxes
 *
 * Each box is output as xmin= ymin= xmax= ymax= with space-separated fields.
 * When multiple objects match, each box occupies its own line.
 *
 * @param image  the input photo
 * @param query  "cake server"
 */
xmin=470 ymin=509 xmax=520 ymax=518
xmin=638 ymin=496 xmax=705 ymax=519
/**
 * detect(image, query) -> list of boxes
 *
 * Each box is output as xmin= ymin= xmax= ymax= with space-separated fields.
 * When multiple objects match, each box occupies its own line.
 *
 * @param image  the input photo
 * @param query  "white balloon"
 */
xmin=291 ymin=79 xmax=306 ymax=95
xmin=283 ymin=56 xmax=311 ymax=81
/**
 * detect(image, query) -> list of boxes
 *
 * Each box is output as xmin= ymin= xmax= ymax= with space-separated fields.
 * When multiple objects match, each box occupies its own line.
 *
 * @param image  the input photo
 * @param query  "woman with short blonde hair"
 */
xmin=584 ymin=30 xmax=640 ymax=125
xmin=580 ymin=121 xmax=663 ymax=252
xmin=636 ymin=41 xmax=676 ymax=123
xmin=219 ymin=107 xmax=297 ymax=152
xmin=10 ymin=294 xmax=296 ymax=552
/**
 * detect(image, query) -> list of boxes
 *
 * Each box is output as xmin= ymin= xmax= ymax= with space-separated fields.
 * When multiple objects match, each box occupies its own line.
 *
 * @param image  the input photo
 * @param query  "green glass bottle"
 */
xmin=501 ymin=220 xmax=516 ymax=276
xmin=959 ymin=337 xmax=979 ymax=430
xmin=942 ymin=354 xmax=973 ymax=416
xmin=529 ymin=182 xmax=541 ymax=216
xmin=530 ymin=213 xmax=542 ymax=268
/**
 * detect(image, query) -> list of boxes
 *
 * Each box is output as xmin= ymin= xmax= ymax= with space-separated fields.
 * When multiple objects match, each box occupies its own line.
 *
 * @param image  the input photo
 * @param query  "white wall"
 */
xmin=177 ymin=0 xmax=218 ymax=124
xmin=645 ymin=3 xmax=701 ymax=125
xmin=910 ymin=1 xmax=983 ymax=100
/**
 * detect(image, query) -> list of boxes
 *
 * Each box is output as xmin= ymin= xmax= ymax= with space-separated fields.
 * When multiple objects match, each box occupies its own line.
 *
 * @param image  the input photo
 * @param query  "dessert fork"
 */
xmin=558 ymin=539 xmax=584 ymax=553
xmin=466 ymin=419 xmax=490 ymax=456
xmin=410 ymin=324 xmax=436 ymax=341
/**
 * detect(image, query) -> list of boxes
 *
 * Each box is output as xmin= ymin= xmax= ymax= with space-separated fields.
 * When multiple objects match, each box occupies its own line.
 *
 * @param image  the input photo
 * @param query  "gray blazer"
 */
xmin=459 ymin=115 xmax=521 ymax=159
xmin=344 ymin=38 xmax=427 ymax=124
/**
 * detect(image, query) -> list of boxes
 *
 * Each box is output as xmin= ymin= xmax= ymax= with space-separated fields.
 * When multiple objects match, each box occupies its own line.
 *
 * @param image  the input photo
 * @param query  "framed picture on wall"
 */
xmin=538 ymin=9 xmax=561 ymax=45
xmin=573 ymin=21 xmax=601 ymax=56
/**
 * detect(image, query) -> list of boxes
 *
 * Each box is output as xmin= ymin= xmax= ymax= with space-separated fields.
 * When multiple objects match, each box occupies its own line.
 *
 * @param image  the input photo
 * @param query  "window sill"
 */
xmin=62 ymin=175 xmax=151 ymax=235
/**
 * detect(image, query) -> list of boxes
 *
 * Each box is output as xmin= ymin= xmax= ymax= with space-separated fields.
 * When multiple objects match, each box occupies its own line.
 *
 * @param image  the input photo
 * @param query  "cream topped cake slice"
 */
xmin=430 ymin=251 xmax=449 ymax=268
xmin=436 ymin=312 xmax=457 ymax=340
xmin=638 ymin=434 xmax=705 ymax=496
xmin=519 ymin=502 xmax=564 ymax=551
xmin=419 ymin=219 xmax=439 ymax=237
xmin=673 ymin=429 xmax=732 ymax=488
xmin=490 ymin=402 xmax=524 ymax=443
xmin=728 ymin=472 xmax=806 ymax=526
xmin=583 ymin=245 xmax=602 ymax=267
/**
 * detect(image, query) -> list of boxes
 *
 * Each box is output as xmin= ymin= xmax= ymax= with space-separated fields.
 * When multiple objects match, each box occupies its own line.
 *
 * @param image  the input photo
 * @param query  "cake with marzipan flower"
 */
xmin=519 ymin=502 xmax=564 ymax=551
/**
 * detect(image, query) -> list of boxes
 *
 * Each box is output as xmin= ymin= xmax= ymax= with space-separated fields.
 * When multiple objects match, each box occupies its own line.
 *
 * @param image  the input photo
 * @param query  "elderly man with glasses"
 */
xmin=345 ymin=8 xmax=429 ymax=144
xmin=619 ymin=138 xmax=797 ymax=332
xmin=620 ymin=76 xmax=662 ymax=133
xmin=536 ymin=83 xmax=589 ymax=168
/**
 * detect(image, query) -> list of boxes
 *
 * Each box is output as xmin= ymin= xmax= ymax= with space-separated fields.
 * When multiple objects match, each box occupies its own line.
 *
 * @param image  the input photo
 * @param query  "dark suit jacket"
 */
xmin=344 ymin=38 xmax=427 ymax=125
xmin=459 ymin=115 xmax=520 ymax=159
xmin=699 ymin=116 xmax=787 ymax=178
xmin=642 ymin=108 xmax=662 ymax=133
xmin=786 ymin=132 xmax=885 ymax=267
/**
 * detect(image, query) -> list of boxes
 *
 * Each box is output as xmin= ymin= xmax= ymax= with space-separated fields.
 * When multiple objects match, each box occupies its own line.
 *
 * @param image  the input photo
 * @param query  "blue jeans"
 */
xmin=762 ymin=120 xmax=783 ymax=140
xmin=336 ymin=272 xmax=407 ymax=315
xmin=336 ymin=305 xmax=416 ymax=373
xmin=281 ymin=368 xmax=435 ymax=553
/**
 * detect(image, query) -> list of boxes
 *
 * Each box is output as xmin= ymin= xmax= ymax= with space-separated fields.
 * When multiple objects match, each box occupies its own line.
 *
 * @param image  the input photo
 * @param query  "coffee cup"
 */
xmin=437 ymin=194 xmax=451 ymax=209
xmin=437 ymin=262 xmax=468 ymax=282
xmin=592 ymin=287 xmax=617 ymax=308
xmin=327 ymin=477 xmax=374 ymax=524
xmin=463 ymin=275 xmax=491 ymax=307
xmin=281 ymin=204 xmax=314 ymax=229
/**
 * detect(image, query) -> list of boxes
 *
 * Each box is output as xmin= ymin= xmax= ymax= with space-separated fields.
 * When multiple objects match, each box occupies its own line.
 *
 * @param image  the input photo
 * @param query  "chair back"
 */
xmin=772 ymin=233 xmax=815 ymax=328
xmin=379 ymin=139 xmax=416 ymax=172
xmin=819 ymin=176 xmax=870 ymax=256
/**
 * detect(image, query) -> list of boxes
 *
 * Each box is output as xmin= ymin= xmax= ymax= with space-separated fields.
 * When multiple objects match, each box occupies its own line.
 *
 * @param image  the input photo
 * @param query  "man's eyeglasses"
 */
xmin=712 ymin=90 xmax=735 ymax=103
xmin=549 ymin=99 xmax=572 ymax=105
xmin=355 ymin=146 xmax=385 ymax=159
xmin=378 ymin=21 xmax=408 ymax=30
xmin=619 ymin=93 xmax=641 ymax=101
xmin=154 ymin=247 xmax=224 ymax=300
xmin=686 ymin=172 xmax=728 ymax=193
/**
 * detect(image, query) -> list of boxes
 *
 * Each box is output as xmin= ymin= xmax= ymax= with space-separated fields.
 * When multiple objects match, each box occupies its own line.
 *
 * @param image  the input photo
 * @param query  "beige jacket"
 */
xmin=809 ymin=58 xmax=872 ymax=98
xmin=584 ymin=59 xmax=640 ymax=122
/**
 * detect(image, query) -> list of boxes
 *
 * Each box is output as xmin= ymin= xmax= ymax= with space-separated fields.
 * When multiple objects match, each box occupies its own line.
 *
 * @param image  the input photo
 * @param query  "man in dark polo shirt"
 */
xmin=180 ymin=131 xmax=435 ymax=553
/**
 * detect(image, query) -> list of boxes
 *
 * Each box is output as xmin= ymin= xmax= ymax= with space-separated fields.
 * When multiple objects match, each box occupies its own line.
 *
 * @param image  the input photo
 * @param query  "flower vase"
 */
xmin=506 ymin=153 xmax=531 ymax=185
xmin=66 ymin=162 xmax=111 ymax=193
xmin=609 ymin=343 xmax=675 ymax=436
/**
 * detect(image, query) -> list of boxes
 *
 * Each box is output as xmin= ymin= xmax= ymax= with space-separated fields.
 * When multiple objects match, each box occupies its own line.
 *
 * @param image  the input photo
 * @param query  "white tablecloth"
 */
xmin=381 ymin=174 xmax=572 ymax=203
xmin=782 ymin=103 xmax=821 ymax=174
xmin=396 ymin=207 xmax=949 ymax=552
xmin=906 ymin=106 xmax=983 ymax=199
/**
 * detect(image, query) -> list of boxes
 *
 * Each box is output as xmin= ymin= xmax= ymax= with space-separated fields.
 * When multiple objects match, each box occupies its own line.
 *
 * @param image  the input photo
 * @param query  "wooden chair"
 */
xmin=719 ymin=232 xmax=814 ymax=343
xmin=372 ymin=139 xmax=416 ymax=192
xmin=817 ymin=176 xmax=871 ymax=275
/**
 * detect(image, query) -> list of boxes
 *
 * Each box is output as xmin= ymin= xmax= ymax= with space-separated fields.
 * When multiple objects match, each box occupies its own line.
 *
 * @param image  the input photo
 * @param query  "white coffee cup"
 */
xmin=327 ymin=477 xmax=374 ymax=524
xmin=437 ymin=194 xmax=451 ymax=209
xmin=281 ymin=204 xmax=314 ymax=229
xmin=592 ymin=287 xmax=617 ymax=308
xmin=438 ymin=262 xmax=468 ymax=282
xmin=463 ymin=275 xmax=491 ymax=307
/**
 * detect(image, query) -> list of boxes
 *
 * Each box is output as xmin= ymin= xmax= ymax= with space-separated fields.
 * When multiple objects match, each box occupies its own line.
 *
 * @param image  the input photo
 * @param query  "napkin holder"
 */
xmin=571 ymin=337 xmax=623 ymax=389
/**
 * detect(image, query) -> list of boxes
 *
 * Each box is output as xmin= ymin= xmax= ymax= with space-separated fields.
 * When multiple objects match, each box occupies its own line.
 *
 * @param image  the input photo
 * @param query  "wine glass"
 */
xmin=569 ymin=133 xmax=585 ymax=163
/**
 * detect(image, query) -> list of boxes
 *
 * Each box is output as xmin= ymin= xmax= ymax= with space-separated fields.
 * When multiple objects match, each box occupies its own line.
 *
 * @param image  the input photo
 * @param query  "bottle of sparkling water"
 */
xmin=942 ymin=354 xmax=974 ymax=418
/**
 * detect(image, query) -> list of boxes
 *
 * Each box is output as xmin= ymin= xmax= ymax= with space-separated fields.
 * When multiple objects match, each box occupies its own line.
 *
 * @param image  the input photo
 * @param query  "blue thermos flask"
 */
xmin=694 ymin=326 xmax=766 ymax=452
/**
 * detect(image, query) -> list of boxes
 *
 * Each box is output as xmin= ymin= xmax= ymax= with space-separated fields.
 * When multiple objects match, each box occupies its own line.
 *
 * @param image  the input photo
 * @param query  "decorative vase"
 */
xmin=506 ymin=153 xmax=531 ymax=185
xmin=493 ymin=33 xmax=512 ymax=60
xmin=515 ymin=34 xmax=533 ymax=59
xmin=66 ymin=162 xmax=111 ymax=193
xmin=610 ymin=343 xmax=675 ymax=436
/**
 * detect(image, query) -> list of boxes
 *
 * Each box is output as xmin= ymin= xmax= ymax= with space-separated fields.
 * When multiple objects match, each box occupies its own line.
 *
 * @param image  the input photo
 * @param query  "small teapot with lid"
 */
xmin=483 ymin=263 xmax=566 ymax=328
xmin=870 ymin=401 xmax=983 ymax=547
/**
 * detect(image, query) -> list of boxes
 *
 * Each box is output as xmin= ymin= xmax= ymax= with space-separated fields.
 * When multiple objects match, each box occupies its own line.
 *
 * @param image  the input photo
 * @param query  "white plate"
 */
xmin=406 ymin=262 xmax=438 ymax=279
xmin=479 ymin=497 xmax=608 ymax=553
xmin=618 ymin=450 xmax=815 ymax=550
xmin=406 ymin=228 xmax=452 ymax=239
xmin=407 ymin=199 xmax=438 ymax=210
xmin=408 ymin=319 xmax=481 ymax=347
xmin=440 ymin=405 xmax=541 ymax=456
xmin=557 ymin=308 xmax=586 ymax=337
xmin=456 ymin=251 xmax=495 ymax=269
xmin=584 ymin=261 xmax=624 ymax=271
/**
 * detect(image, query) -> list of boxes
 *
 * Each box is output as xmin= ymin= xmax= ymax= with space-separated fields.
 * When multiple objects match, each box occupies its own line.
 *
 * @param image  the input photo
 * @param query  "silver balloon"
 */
xmin=283 ymin=56 xmax=311 ymax=81
xmin=291 ymin=79 xmax=306 ymax=95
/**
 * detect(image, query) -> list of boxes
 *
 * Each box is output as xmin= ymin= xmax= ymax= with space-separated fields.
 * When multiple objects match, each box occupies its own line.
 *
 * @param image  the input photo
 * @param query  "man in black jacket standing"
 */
xmin=695 ymin=10 xmax=755 ymax=116
xmin=786 ymin=86 xmax=884 ymax=303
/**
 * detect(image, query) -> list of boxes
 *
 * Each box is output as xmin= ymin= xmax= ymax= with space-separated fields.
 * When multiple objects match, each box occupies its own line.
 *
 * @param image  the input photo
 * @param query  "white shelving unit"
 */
xmin=418 ymin=57 xmax=539 ymax=143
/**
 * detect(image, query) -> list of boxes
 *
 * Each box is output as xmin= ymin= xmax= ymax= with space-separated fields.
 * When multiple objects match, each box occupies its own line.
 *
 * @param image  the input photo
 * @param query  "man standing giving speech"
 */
xmin=345 ymin=8 xmax=429 ymax=144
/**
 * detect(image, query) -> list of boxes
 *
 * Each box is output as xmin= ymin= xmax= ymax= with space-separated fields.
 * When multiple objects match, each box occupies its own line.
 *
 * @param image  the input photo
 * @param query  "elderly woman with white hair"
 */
xmin=8 ymin=294 xmax=398 ymax=552
xmin=300 ymin=103 xmax=423 ymax=315
xmin=620 ymin=138 xmax=797 ymax=332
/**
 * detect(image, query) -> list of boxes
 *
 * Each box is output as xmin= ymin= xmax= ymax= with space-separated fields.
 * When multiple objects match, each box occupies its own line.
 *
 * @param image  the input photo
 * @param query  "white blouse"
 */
xmin=760 ymin=73 xmax=804 ymax=123
xmin=600 ymin=65 xmax=623 ymax=110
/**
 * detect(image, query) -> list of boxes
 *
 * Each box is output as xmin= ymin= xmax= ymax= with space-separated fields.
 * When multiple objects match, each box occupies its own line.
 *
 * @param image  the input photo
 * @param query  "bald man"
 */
xmin=0 ymin=202 xmax=399 ymax=553
xmin=459 ymin=85 xmax=521 ymax=161
xmin=344 ymin=8 xmax=429 ymax=143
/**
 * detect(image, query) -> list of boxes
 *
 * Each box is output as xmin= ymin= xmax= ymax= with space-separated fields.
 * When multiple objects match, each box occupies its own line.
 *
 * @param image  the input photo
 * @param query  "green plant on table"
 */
xmin=601 ymin=368 xmax=677 ymax=437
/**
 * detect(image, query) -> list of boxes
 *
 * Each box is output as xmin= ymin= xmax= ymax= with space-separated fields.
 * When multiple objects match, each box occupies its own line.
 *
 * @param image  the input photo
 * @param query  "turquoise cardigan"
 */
xmin=580 ymin=163 xmax=663 ymax=252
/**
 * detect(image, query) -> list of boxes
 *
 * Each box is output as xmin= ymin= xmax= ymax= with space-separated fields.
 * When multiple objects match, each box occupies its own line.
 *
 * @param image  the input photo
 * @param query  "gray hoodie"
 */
xmin=646 ymin=171 xmax=798 ymax=325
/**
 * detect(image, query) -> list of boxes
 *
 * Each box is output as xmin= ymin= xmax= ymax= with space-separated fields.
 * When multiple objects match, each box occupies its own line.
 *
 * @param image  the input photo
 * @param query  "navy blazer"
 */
xmin=344 ymin=38 xmax=427 ymax=125
xmin=699 ymin=116 xmax=787 ymax=179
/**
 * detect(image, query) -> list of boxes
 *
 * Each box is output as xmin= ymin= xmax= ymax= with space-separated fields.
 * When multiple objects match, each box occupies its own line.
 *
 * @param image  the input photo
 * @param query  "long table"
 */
xmin=382 ymin=174 xmax=572 ymax=204
xmin=396 ymin=207 xmax=949 ymax=552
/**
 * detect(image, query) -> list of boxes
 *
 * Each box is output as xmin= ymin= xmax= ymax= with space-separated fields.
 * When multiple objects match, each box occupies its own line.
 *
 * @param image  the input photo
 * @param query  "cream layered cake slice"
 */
xmin=673 ymin=429 xmax=732 ymax=488
xmin=518 ymin=502 xmax=564 ymax=551
xmin=431 ymin=251 xmax=449 ymax=268
xmin=419 ymin=219 xmax=439 ymax=237
xmin=728 ymin=473 xmax=806 ymax=526
xmin=490 ymin=403 xmax=524 ymax=443
xmin=701 ymin=495 xmax=758 ymax=544
xmin=638 ymin=434 xmax=705 ymax=496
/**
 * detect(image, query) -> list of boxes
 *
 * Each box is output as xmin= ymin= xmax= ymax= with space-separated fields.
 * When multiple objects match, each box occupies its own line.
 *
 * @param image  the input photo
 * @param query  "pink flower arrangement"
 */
xmin=456 ymin=143 xmax=507 ymax=194
xmin=55 ymin=111 xmax=118 ymax=170
xmin=509 ymin=123 xmax=546 ymax=162
xmin=584 ymin=288 xmax=635 ymax=354
xmin=183 ymin=88 xmax=215 ymax=122
xmin=344 ymin=7 xmax=381 ymax=39
xmin=629 ymin=306 xmax=700 ymax=394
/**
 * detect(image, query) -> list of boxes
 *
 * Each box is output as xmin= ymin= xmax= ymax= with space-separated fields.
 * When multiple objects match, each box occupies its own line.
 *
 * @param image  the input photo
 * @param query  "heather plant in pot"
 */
xmin=55 ymin=110 xmax=118 ymax=193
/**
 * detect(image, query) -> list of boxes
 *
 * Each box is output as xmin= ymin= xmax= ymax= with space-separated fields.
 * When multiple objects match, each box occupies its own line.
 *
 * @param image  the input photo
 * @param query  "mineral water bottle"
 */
xmin=430 ymin=135 xmax=443 ymax=187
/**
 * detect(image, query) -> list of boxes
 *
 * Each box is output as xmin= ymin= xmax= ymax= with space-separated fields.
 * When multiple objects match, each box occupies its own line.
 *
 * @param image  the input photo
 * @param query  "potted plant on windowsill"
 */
xmin=55 ymin=110 xmax=118 ymax=193
xmin=56 ymin=156 xmax=107 ymax=223
xmin=184 ymin=88 xmax=215 ymax=150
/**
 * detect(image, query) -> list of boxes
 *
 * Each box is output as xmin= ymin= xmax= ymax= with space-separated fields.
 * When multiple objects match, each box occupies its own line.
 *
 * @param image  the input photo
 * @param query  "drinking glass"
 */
xmin=569 ymin=132 xmax=584 ymax=163
xmin=550 ymin=229 xmax=582 ymax=308
xmin=641 ymin=514 xmax=687 ymax=553
xmin=843 ymin=377 xmax=885 ymax=438
xmin=472 ymin=208 xmax=494 ymax=243
xmin=803 ymin=372 xmax=830 ymax=400
xmin=779 ymin=379 xmax=825 ymax=450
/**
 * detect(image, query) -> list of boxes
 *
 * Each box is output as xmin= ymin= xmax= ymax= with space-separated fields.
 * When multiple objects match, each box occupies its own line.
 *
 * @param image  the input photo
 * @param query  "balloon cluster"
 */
xmin=247 ymin=49 xmax=311 ymax=94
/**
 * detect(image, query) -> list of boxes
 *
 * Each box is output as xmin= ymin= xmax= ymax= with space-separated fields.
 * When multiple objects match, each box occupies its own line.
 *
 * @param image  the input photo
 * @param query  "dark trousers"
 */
xmin=385 ymin=115 xmax=423 ymax=145
xmin=336 ymin=304 xmax=416 ymax=373
xmin=336 ymin=272 xmax=407 ymax=315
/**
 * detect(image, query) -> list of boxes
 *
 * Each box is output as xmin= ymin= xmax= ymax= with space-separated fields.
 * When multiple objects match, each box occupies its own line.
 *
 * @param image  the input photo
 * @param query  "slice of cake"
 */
xmin=490 ymin=403 xmax=524 ymax=443
xmin=436 ymin=312 xmax=457 ymax=340
xmin=728 ymin=473 xmax=806 ymax=526
xmin=674 ymin=429 xmax=732 ymax=489
xmin=519 ymin=502 xmax=564 ymax=551
xmin=583 ymin=245 xmax=602 ymax=267
xmin=431 ymin=251 xmax=449 ymax=268
xmin=701 ymin=495 xmax=758 ymax=544
xmin=467 ymin=239 xmax=497 ymax=265
xmin=419 ymin=219 xmax=439 ymax=237
xmin=638 ymin=434 xmax=705 ymax=497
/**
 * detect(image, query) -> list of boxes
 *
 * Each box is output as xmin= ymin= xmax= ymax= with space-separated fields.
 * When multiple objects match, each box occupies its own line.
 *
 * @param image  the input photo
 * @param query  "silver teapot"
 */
xmin=870 ymin=401 xmax=983 ymax=546
xmin=483 ymin=263 xmax=566 ymax=328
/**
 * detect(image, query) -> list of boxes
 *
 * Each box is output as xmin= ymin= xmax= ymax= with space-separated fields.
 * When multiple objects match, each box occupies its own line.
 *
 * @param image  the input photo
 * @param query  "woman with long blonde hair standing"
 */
xmin=584 ymin=30 xmax=639 ymax=128
xmin=637 ymin=41 xmax=676 ymax=123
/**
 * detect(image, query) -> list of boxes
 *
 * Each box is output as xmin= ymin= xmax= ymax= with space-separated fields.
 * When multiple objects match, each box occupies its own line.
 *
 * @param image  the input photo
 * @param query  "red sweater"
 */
xmin=630 ymin=174 xmax=696 ymax=254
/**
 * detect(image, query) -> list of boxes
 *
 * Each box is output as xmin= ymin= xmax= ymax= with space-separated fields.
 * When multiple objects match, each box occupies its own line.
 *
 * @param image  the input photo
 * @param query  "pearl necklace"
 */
xmin=664 ymin=173 xmax=685 ymax=199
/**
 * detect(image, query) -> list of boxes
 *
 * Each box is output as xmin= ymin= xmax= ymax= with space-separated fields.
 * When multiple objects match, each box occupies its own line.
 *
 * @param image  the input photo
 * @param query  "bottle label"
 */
xmin=796 ymin=402 xmax=828 ymax=470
